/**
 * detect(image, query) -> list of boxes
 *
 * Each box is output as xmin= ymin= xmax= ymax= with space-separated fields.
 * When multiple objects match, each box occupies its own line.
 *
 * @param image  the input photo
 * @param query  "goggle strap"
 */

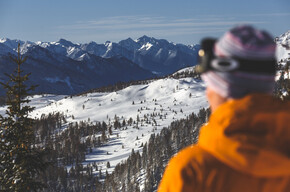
xmin=228 ymin=58 xmax=276 ymax=74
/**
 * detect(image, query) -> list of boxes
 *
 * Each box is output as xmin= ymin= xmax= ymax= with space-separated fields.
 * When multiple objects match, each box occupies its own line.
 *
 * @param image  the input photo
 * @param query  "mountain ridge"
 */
xmin=0 ymin=36 xmax=199 ymax=72
xmin=0 ymin=36 xmax=199 ymax=95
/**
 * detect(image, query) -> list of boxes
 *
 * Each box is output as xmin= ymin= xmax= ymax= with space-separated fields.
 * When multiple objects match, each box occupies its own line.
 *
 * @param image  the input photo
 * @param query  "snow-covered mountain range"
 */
xmin=0 ymin=36 xmax=199 ymax=74
xmin=0 ymin=36 xmax=199 ymax=95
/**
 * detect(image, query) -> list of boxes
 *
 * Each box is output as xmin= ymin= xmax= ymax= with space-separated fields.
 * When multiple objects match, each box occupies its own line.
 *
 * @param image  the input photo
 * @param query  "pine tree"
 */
xmin=0 ymin=44 xmax=48 ymax=191
xmin=106 ymin=161 xmax=111 ymax=168
xmin=275 ymin=61 xmax=290 ymax=100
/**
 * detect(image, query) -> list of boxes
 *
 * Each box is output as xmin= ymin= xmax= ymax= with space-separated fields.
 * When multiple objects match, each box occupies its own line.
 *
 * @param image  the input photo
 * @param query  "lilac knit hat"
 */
xmin=201 ymin=25 xmax=277 ymax=98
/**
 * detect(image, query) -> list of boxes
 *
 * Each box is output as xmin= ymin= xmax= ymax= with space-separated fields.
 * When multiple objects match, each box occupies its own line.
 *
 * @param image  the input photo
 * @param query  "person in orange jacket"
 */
xmin=158 ymin=25 xmax=290 ymax=192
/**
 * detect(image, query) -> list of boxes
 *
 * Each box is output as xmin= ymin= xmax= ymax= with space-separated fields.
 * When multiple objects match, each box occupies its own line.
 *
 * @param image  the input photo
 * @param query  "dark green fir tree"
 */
xmin=276 ymin=61 xmax=290 ymax=100
xmin=0 ymin=44 xmax=48 ymax=192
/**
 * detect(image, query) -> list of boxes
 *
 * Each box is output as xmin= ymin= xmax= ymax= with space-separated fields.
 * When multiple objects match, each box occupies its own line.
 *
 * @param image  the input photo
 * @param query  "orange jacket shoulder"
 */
xmin=158 ymin=145 xmax=212 ymax=192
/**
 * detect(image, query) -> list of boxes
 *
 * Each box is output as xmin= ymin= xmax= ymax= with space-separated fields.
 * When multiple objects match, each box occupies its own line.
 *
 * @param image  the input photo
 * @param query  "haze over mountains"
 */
xmin=0 ymin=36 xmax=199 ymax=95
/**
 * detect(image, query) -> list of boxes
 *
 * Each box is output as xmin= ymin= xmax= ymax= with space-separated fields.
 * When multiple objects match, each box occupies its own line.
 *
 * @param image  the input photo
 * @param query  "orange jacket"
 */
xmin=158 ymin=94 xmax=290 ymax=192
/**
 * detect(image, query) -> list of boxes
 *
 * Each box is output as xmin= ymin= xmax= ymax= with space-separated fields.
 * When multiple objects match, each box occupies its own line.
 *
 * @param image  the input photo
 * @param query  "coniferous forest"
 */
xmin=27 ymin=107 xmax=210 ymax=192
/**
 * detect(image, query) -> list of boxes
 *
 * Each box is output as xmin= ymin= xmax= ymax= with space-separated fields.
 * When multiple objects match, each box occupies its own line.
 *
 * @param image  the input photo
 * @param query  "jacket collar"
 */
xmin=198 ymin=94 xmax=290 ymax=177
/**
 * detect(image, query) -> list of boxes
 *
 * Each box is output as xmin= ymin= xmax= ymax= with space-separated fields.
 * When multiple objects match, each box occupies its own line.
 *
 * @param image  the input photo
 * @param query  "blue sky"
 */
xmin=0 ymin=0 xmax=289 ymax=45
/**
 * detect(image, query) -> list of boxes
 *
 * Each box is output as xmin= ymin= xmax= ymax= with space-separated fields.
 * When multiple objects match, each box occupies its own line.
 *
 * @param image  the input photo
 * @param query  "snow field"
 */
xmin=1 ymin=77 xmax=208 ymax=177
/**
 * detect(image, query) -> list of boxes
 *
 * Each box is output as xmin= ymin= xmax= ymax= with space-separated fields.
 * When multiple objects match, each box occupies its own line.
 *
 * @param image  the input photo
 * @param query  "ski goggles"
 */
xmin=196 ymin=38 xmax=276 ymax=74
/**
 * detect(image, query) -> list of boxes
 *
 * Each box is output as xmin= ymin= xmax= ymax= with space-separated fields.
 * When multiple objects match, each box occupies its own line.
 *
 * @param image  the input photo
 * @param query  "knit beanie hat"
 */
xmin=201 ymin=25 xmax=277 ymax=98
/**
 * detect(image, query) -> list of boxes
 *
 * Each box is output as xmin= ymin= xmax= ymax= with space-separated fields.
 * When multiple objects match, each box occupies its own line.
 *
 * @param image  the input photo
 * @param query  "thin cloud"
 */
xmin=58 ymin=15 xmax=264 ymax=31
xmin=247 ymin=12 xmax=290 ymax=17
xmin=55 ymin=14 xmax=268 ymax=44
